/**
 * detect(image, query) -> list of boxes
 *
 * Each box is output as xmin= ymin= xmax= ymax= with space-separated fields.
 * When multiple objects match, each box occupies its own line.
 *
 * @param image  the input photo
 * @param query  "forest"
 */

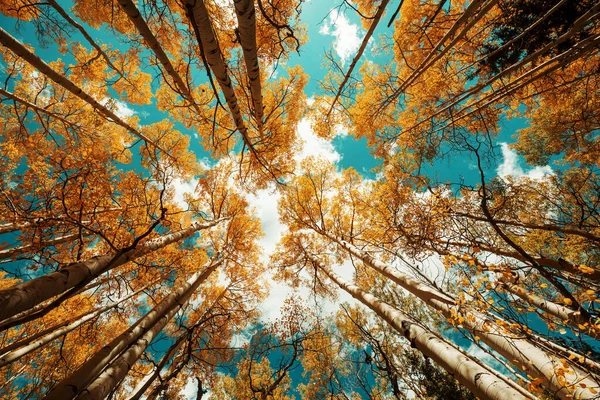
xmin=0 ymin=0 xmax=599 ymax=398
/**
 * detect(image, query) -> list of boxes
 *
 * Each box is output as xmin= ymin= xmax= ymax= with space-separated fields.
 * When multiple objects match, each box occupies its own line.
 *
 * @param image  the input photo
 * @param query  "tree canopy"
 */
xmin=0 ymin=0 xmax=599 ymax=399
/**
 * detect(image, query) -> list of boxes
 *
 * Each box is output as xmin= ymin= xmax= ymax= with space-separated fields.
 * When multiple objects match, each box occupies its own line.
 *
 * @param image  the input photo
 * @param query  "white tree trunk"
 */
xmin=188 ymin=0 xmax=252 ymax=145
xmin=328 ymin=234 xmax=600 ymax=399
xmin=0 ymin=218 xmax=225 ymax=321
xmin=234 ymin=0 xmax=264 ymax=127
xmin=0 ymin=284 xmax=149 ymax=367
xmin=44 ymin=260 xmax=221 ymax=400
xmin=116 ymin=0 xmax=204 ymax=119
xmin=124 ymin=335 xmax=187 ymax=400
xmin=0 ymin=233 xmax=80 ymax=261
xmin=313 ymin=257 xmax=531 ymax=400
xmin=499 ymin=275 xmax=590 ymax=327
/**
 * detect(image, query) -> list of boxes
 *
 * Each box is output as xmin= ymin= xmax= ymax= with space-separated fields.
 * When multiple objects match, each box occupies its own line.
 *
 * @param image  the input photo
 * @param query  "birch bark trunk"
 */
xmin=0 ymin=284 xmax=149 ymax=367
xmin=44 ymin=260 xmax=221 ymax=400
xmin=312 ymin=257 xmax=531 ymax=400
xmin=234 ymin=0 xmax=264 ymax=127
xmin=117 ymin=0 xmax=205 ymax=119
xmin=0 ymin=233 xmax=81 ymax=261
xmin=187 ymin=0 xmax=253 ymax=146
xmin=326 ymin=233 xmax=600 ymax=399
xmin=0 ymin=218 xmax=225 ymax=321
xmin=499 ymin=276 xmax=588 ymax=325
xmin=124 ymin=334 xmax=187 ymax=400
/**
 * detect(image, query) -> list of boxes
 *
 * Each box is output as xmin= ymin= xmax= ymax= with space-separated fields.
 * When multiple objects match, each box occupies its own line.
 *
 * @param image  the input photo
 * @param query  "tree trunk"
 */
xmin=0 ymin=205 xmax=121 ymax=235
xmin=0 ymin=233 xmax=81 ymax=261
xmin=312 ymin=256 xmax=531 ymax=400
xmin=0 ymin=283 xmax=150 ymax=367
xmin=498 ymin=276 xmax=599 ymax=339
xmin=0 ymin=27 xmax=167 ymax=155
xmin=45 ymin=0 xmax=131 ymax=86
xmin=328 ymin=234 xmax=600 ymax=399
xmin=117 ymin=0 xmax=204 ymax=117
xmin=234 ymin=0 xmax=264 ymax=127
xmin=44 ymin=260 xmax=221 ymax=400
xmin=380 ymin=0 xmax=486 ymax=111
xmin=326 ymin=0 xmax=390 ymax=117
xmin=0 ymin=218 xmax=225 ymax=321
xmin=0 ymin=271 xmax=124 ymax=332
xmin=124 ymin=334 xmax=187 ymax=400
xmin=187 ymin=0 xmax=251 ymax=144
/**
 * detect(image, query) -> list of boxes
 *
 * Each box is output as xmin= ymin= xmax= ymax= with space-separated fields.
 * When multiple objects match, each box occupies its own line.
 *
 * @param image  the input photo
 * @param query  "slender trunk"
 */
xmin=126 ymin=284 xmax=229 ymax=400
xmin=44 ymin=260 xmax=221 ymax=400
xmin=116 ymin=0 xmax=204 ymax=118
xmin=124 ymin=334 xmax=187 ymax=400
xmin=234 ymin=0 xmax=264 ymax=127
xmin=499 ymin=276 xmax=583 ymax=323
xmin=45 ymin=0 xmax=133 ymax=87
xmin=326 ymin=0 xmax=390 ymax=117
xmin=0 ymin=207 xmax=122 ymax=235
xmin=312 ymin=256 xmax=531 ymax=400
xmin=0 ymin=271 xmax=123 ymax=331
xmin=379 ymin=0 xmax=487 ymax=112
xmin=0 ymin=218 xmax=225 ymax=321
xmin=0 ymin=27 xmax=168 ymax=155
xmin=327 ymin=234 xmax=600 ymax=399
xmin=0 ymin=88 xmax=78 ymax=130
xmin=0 ymin=284 xmax=150 ymax=366
xmin=435 ymin=240 xmax=600 ymax=283
xmin=187 ymin=0 xmax=252 ymax=145
xmin=498 ymin=277 xmax=599 ymax=339
xmin=453 ymin=212 xmax=600 ymax=244
xmin=397 ymin=15 xmax=600 ymax=137
xmin=0 ymin=233 xmax=80 ymax=261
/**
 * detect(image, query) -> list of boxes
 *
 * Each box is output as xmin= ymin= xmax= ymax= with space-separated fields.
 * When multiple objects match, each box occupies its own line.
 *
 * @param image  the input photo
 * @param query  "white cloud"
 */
xmin=319 ymin=9 xmax=362 ymax=65
xmin=247 ymin=187 xmax=285 ymax=256
xmin=169 ymin=178 xmax=198 ymax=211
xmin=182 ymin=376 xmax=198 ymax=399
xmin=245 ymin=186 xmax=299 ymax=321
xmin=295 ymin=118 xmax=341 ymax=164
xmin=497 ymin=143 xmax=552 ymax=180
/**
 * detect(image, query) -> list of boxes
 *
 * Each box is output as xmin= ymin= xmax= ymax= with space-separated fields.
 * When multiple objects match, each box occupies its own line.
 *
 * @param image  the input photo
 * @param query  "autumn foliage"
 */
xmin=0 ymin=0 xmax=599 ymax=399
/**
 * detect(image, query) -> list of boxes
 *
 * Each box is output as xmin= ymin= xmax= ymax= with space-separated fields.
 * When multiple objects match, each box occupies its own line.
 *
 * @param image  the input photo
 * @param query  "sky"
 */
xmin=0 ymin=0 xmax=561 ymax=398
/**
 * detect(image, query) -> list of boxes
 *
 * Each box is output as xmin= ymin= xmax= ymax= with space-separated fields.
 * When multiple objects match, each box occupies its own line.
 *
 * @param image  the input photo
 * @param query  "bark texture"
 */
xmin=117 ymin=0 xmax=205 ymax=119
xmin=0 ymin=233 xmax=80 ymax=261
xmin=124 ymin=335 xmax=187 ymax=400
xmin=313 ymin=257 xmax=530 ymax=400
xmin=45 ymin=260 xmax=221 ymax=400
xmin=188 ymin=0 xmax=250 ymax=141
xmin=0 ymin=285 xmax=148 ymax=367
xmin=499 ymin=277 xmax=599 ymax=340
xmin=0 ymin=218 xmax=224 ymax=321
xmin=329 ymin=235 xmax=600 ymax=399
xmin=234 ymin=0 xmax=264 ymax=126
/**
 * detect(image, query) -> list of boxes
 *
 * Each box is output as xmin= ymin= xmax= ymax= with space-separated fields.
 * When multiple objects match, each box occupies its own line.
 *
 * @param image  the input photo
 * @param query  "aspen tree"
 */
xmin=0 ymin=218 xmax=227 ymax=321
xmin=234 ymin=0 xmax=264 ymax=128
xmin=0 ymin=283 xmax=151 ymax=367
xmin=274 ymin=235 xmax=531 ymax=400
xmin=45 ymin=259 xmax=221 ymax=400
